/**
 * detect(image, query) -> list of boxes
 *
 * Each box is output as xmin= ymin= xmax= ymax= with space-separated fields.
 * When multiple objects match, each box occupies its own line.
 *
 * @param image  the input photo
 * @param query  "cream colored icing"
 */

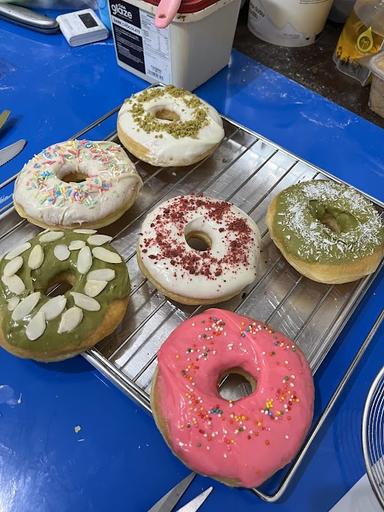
xmin=155 ymin=309 xmax=314 ymax=488
xmin=138 ymin=195 xmax=260 ymax=301
xmin=118 ymin=87 xmax=225 ymax=166
xmin=14 ymin=140 xmax=143 ymax=227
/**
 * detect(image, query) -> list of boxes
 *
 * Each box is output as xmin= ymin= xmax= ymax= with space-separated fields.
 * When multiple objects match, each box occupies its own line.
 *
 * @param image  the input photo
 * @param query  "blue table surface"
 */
xmin=1 ymin=15 xmax=383 ymax=512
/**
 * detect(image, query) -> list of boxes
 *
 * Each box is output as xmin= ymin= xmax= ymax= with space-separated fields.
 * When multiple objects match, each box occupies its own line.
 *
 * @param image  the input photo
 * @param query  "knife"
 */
xmin=0 ymin=110 xmax=10 ymax=131
xmin=0 ymin=4 xmax=59 ymax=33
xmin=0 ymin=139 xmax=26 ymax=166
xmin=176 ymin=487 xmax=213 ymax=512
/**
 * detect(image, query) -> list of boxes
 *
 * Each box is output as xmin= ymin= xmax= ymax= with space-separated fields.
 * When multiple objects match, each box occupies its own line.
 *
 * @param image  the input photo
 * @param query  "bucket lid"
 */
xmin=143 ymin=0 xmax=218 ymax=14
xmin=370 ymin=52 xmax=384 ymax=80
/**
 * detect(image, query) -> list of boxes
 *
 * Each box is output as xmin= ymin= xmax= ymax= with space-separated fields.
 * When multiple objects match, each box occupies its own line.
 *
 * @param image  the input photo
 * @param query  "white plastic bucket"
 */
xmin=248 ymin=0 xmax=334 ymax=47
xmin=108 ymin=0 xmax=241 ymax=90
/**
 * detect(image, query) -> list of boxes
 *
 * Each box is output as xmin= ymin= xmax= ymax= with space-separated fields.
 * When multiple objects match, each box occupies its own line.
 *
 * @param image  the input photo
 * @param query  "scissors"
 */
xmin=148 ymin=472 xmax=213 ymax=512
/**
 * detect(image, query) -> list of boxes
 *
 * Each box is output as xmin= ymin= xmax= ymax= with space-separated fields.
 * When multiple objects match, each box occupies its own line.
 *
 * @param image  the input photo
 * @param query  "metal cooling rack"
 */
xmin=363 ymin=360 xmax=384 ymax=509
xmin=0 ymin=102 xmax=383 ymax=503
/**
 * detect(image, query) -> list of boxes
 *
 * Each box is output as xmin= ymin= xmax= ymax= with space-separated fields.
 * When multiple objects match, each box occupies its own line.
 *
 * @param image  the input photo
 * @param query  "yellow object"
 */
xmin=333 ymin=0 xmax=384 ymax=85
xmin=357 ymin=25 xmax=374 ymax=52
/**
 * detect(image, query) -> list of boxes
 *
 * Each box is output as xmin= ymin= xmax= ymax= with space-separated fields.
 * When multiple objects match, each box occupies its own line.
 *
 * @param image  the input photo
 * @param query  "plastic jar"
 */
xmin=108 ymin=0 xmax=241 ymax=90
xmin=369 ymin=52 xmax=384 ymax=117
xmin=247 ymin=0 xmax=334 ymax=47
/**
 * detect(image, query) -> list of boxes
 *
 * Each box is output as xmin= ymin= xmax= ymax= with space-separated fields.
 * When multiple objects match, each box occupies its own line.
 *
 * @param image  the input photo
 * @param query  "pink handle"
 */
xmin=155 ymin=0 xmax=182 ymax=28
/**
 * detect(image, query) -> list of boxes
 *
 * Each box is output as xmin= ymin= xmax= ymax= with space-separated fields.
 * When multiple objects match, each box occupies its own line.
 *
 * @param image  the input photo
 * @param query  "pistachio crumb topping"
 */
xmin=129 ymin=85 xmax=209 ymax=139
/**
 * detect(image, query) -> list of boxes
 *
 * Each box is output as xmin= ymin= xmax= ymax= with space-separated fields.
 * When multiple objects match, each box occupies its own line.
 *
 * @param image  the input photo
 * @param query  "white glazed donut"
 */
xmin=137 ymin=195 xmax=261 ymax=305
xmin=117 ymin=86 xmax=225 ymax=167
xmin=14 ymin=140 xmax=143 ymax=230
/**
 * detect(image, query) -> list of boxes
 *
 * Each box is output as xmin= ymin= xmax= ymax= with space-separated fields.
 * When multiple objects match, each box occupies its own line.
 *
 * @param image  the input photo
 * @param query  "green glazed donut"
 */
xmin=266 ymin=180 xmax=383 ymax=284
xmin=0 ymin=229 xmax=130 ymax=361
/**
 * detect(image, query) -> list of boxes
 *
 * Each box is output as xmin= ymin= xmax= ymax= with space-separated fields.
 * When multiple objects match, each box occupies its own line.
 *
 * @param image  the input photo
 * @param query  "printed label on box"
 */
xmin=109 ymin=0 xmax=172 ymax=83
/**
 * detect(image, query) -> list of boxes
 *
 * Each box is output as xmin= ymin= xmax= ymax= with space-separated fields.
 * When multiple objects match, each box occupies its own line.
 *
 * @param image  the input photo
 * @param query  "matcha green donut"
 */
xmin=0 ymin=229 xmax=130 ymax=361
xmin=266 ymin=180 xmax=383 ymax=284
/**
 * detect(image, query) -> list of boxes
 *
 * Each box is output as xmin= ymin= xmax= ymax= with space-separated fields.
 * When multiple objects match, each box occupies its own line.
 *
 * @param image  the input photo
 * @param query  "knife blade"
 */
xmin=0 ymin=110 xmax=10 ymax=131
xmin=0 ymin=139 xmax=26 ymax=166
xmin=0 ymin=4 xmax=59 ymax=33
xmin=176 ymin=487 xmax=213 ymax=512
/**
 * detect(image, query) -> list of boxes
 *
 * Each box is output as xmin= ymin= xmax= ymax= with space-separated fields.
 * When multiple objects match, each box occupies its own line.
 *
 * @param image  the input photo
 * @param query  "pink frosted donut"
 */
xmin=151 ymin=309 xmax=314 ymax=488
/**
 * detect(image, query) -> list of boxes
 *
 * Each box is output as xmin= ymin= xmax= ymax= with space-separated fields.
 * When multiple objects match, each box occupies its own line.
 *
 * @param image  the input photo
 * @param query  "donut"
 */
xmin=0 ymin=229 xmax=129 ymax=362
xmin=151 ymin=309 xmax=314 ymax=488
xmin=117 ymin=85 xmax=225 ymax=167
xmin=137 ymin=195 xmax=261 ymax=305
xmin=266 ymin=180 xmax=384 ymax=284
xmin=14 ymin=140 xmax=143 ymax=230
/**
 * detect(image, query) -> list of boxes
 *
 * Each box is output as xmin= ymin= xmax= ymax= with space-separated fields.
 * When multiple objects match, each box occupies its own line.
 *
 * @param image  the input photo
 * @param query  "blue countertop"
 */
xmin=0 ymin=15 xmax=383 ymax=512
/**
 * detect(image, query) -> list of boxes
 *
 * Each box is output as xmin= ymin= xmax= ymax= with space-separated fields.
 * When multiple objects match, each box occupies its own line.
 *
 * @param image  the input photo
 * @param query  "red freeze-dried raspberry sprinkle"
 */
xmin=140 ymin=196 xmax=255 ymax=280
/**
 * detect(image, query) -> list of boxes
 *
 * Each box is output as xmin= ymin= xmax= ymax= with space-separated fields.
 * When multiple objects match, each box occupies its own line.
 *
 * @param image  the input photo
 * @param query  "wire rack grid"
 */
xmin=362 ymin=360 xmax=384 ymax=509
xmin=0 ymin=104 xmax=383 ymax=502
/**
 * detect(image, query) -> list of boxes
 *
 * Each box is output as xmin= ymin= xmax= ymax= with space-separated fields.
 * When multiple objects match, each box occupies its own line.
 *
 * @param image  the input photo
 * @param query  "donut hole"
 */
xmin=185 ymin=231 xmax=211 ymax=252
xmin=45 ymin=271 xmax=75 ymax=297
xmin=309 ymin=200 xmax=358 ymax=233
xmin=61 ymin=172 xmax=88 ymax=184
xmin=218 ymin=368 xmax=256 ymax=401
xmin=152 ymin=108 xmax=180 ymax=122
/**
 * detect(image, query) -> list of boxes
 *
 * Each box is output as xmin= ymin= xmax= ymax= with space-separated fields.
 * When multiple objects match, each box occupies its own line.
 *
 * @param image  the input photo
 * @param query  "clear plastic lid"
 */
xmin=370 ymin=52 xmax=384 ymax=79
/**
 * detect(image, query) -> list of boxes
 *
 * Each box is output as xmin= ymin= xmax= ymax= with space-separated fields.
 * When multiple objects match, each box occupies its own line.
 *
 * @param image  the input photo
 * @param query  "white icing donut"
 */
xmin=117 ymin=86 xmax=225 ymax=167
xmin=137 ymin=195 xmax=261 ymax=304
xmin=14 ymin=140 xmax=143 ymax=229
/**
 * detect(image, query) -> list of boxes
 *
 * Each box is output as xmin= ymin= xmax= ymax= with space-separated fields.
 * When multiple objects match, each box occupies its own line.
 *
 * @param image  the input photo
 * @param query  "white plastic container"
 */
xmin=248 ymin=0 xmax=334 ymax=47
xmin=369 ymin=52 xmax=384 ymax=118
xmin=108 ymin=0 xmax=241 ymax=90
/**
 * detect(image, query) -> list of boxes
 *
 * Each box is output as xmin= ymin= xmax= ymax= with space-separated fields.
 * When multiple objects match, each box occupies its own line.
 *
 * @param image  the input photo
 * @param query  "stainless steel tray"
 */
xmin=0 ymin=106 xmax=383 ymax=502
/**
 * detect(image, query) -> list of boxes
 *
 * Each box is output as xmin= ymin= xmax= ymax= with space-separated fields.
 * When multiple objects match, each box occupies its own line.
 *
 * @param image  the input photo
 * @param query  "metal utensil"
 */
xmin=0 ymin=4 xmax=59 ymax=33
xmin=362 ymin=354 xmax=384 ymax=509
xmin=176 ymin=487 xmax=213 ymax=512
xmin=0 ymin=139 xmax=26 ymax=166
xmin=0 ymin=110 xmax=10 ymax=131
xmin=148 ymin=472 xmax=213 ymax=512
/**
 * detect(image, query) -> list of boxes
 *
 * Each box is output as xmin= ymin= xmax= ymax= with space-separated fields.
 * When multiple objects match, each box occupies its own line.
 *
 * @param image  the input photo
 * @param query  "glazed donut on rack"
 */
xmin=137 ymin=195 xmax=261 ymax=305
xmin=0 ymin=229 xmax=130 ymax=361
xmin=117 ymin=85 xmax=225 ymax=167
xmin=14 ymin=140 xmax=143 ymax=230
xmin=151 ymin=308 xmax=314 ymax=488
xmin=266 ymin=180 xmax=384 ymax=284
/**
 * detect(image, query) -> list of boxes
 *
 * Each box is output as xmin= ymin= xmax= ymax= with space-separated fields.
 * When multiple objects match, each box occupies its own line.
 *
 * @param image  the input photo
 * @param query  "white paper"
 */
xmin=330 ymin=473 xmax=382 ymax=512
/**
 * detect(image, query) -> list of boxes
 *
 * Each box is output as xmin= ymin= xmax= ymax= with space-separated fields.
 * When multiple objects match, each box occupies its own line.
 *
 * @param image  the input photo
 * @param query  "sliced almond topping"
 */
xmin=1 ymin=275 xmax=25 ymax=295
xmin=28 ymin=245 xmax=44 ymax=270
xmin=54 ymin=244 xmax=70 ymax=261
xmin=12 ymin=292 xmax=41 ymax=321
xmin=5 ymin=242 xmax=31 ymax=260
xmin=71 ymin=292 xmax=100 ymax=311
xmin=77 ymin=246 xmax=92 ymax=274
xmin=26 ymin=311 xmax=46 ymax=341
xmin=87 ymin=234 xmax=113 ymax=246
xmin=84 ymin=280 xmax=108 ymax=297
xmin=73 ymin=229 xmax=97 ymax=234
xmin=69 ymin=240 xmax=86 ymax=251
xmin=92 ymin=247 xmax=122 ymax=264
xmin=40 ymin=295 xmax=67 ymax=321
xmin=3 ymin=256 xmax=23 ymax=277
xmin=39 ymin=231 xmax=64 ymax=243
xmin=57 ymin=306 xmax=83 ymax=334
xmin=87 ymin=268 xmax=115 ymax=282
xmin=7 ymin=297 xmax=20 ymax=311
